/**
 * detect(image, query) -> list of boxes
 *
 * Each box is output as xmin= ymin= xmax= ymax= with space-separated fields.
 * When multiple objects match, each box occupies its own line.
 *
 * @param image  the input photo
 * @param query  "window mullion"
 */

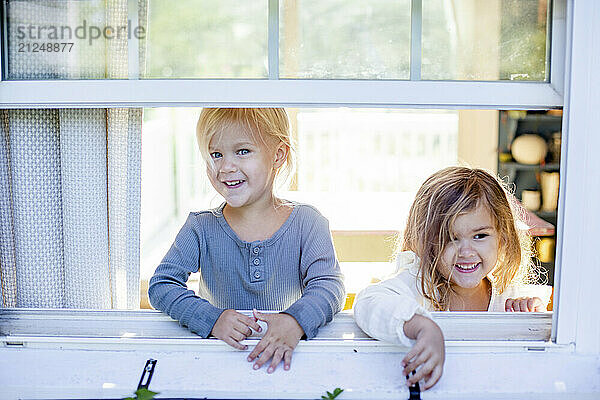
xmin=268 ymin=0 xmax=279 ymax=80
xmin=410 ymin=0 xmax=422 ymax=81
xmin=1 ymin=1 xmax=7 ymax=81
xmin=127 ymin=0 xmax=140 ymax=80
xmin=549 ymin=0 xmax=567 ymax=96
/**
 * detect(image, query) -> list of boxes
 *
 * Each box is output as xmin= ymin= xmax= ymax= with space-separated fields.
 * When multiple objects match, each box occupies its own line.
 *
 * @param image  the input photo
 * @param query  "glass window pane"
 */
xmin=6 ymin=0 xmax=551 ymax=82
xmin=145 ymin=0 xmax=268 ymax=79
xmin=422 ymin=0 xmax=549 ymax=81
xmin=280 ymin=0 xmax=411 ymax=79
xmin=7 ymin=0 xmax=112 ymax=79
xmin=6 ymin=0 xmax=268 ymax=80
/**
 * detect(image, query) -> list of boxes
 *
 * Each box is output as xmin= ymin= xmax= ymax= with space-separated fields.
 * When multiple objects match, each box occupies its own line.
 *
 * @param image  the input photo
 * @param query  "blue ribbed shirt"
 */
xmin=148 ymin=202 xmax=345 ymax=339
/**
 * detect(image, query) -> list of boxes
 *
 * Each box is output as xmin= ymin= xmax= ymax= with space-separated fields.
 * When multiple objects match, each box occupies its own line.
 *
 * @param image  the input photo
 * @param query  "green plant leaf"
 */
xmin=321 ymin=387 xmax=344 ymax=399
xmin=133 ymin=388 xmax=159 ymax=400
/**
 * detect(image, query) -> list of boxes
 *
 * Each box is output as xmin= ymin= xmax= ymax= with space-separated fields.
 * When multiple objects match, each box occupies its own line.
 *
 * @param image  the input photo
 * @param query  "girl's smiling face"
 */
xmin=207 ymin=127 xmax=283 ymax=210
xmin=440 ymin=202 xmax=499 ymax=293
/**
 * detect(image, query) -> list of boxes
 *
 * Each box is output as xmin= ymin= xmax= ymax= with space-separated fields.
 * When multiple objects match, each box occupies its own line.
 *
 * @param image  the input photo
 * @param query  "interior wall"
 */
xmin=458 ymin=110 xmax=499 ymax=174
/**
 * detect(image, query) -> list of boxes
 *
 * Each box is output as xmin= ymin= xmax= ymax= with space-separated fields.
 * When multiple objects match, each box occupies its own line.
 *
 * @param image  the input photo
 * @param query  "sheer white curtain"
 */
xmin=0 ymin=0 xmax=147 ymax=309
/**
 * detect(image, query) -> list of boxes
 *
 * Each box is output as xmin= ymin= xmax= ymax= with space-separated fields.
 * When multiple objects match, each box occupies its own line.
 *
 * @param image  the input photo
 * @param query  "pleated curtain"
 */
xmin=0 ymin=0 xmax=148 ymax=309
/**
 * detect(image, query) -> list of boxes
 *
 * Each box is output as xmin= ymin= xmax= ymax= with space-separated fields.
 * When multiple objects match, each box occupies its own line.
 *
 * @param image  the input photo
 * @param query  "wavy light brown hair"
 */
xmin=401 ymin=166 xmax=537 ymax=311
xmin=196 ymin=108 xmax=295 ymax=187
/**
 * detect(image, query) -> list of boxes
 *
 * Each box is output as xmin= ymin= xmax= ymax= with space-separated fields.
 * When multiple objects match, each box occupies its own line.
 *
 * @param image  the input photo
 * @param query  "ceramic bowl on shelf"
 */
xmin=511 ymin=134 xmax=547 ymax=165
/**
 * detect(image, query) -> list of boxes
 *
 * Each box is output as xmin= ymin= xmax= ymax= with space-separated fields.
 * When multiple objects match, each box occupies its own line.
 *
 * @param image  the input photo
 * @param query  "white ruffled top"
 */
xmin=353 ymin=251 xmax=553 ymax=346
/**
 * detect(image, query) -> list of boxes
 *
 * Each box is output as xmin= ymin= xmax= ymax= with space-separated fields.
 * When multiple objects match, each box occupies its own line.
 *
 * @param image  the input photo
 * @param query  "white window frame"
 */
xmin=0 ymin=0 xmax=570 ymax=339
xmin=0 ymin=309 xmax=555 ymax=342
xmin=2 ymin=1 xmax=600 ymax=396
xmin=0 ymin=79 xmax=564 ymax=109
xmin=1 ymin=0 xmax=563 ymax=109
xmin=550 ymin=0 xmax=600 ymax=354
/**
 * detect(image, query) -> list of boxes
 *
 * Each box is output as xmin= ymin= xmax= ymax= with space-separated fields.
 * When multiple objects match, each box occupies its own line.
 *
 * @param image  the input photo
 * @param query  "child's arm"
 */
xmin=148 ymin=214 xmax=233 ymax=338
xmin=353 ymin=269 xmax=431 ymax=346
xmin=281 ymin=208 xmax=346 ymax=340
xmin=402 ymin=314 xmax=445 ymax=390
xmin=247 ymin=208 xmax=344 ymax=372
xmin=353 ymin=269 xmax=445 ymax=390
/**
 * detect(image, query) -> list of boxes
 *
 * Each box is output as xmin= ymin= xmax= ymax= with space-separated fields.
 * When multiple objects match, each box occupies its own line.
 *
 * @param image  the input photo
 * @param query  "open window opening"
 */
xmin=139 ymin=107 xmax=560 ymax=315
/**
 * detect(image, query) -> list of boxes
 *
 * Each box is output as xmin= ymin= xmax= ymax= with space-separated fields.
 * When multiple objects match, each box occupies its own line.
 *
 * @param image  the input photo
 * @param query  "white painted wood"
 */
xmin=127 ymin=0 xmax=140 ymax=80
xmin=3 ymin=310 xmax=578 ymax=398
xmin=553 ymin=0 xmax=600 ymax=353
xmin=550 ymin=0 xmax=567 ymax=96
xmin=409 ymin=0 xmax=422 ymax=81
xmin=551 ymin=0 xmax=574 ymax=346
xmin=0 ymin=79 xmax=563 ymax=108
xmin=0 ymin=342 xmax=597 ymax=399
xmin=0 ymin=309 xmax=589 ymax=399
xmin=0 ymin=335 xmax=569 ymax=354
xmin=0 ymin=8 xmax=3 ymax=83
xmin=0 ymin=309 xmax=552 ymax=342
xmin=0 ymin=0 xmax=6 ymax=82
xmin=268 ymin=0 xmax=279 ymax=80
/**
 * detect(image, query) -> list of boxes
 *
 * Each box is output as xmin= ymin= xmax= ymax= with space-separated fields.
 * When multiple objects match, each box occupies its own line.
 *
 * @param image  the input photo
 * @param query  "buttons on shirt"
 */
xmin=250 ymin=265 xmax=264 ymax=282
xmin=249 ymin=247 xmax=263 ymax=282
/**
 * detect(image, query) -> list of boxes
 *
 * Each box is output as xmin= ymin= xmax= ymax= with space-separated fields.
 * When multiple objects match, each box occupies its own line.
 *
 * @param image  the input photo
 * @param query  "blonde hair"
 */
xmin=401 ymin=166 xmax=538 ymax=311
xmin=196 ymin=108 xmax=295 ymax=187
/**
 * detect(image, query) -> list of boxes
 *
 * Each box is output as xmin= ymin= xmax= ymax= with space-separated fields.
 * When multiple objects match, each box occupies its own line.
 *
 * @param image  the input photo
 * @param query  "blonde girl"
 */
xmin=354 ymin=166 xmax=551 ymax=390
xmin=150 ymin=108 xmax=345 ymax=373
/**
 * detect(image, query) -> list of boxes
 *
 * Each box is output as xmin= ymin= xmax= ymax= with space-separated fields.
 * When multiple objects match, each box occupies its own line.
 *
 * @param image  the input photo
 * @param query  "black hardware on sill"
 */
xmin=137 ymin=358 xmax=157 ymax=390
xmin=407 ymin=370 xmax=421 ymax=400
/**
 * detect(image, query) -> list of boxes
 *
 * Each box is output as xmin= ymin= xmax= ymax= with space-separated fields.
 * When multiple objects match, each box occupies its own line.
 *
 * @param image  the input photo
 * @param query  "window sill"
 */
xmin=1 ymin=308 xmax=553 ymax=341
xmin=2 ymin=309 xmax=598 ymax=399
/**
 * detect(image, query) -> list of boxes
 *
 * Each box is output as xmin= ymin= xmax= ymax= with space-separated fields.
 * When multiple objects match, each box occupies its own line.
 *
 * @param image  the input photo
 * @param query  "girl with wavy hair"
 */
xmin=354 ymin=166 xmax=551 ymax=390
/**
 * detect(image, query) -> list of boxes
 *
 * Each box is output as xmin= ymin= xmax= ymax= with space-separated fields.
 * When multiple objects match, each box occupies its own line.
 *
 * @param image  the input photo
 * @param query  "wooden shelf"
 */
xmin=499 ymin=162 xmax=560 ymax=171
xmin=498 ymin=111 xmax=561 ymax=238
xmin=514 ymin=114 xmax=562 ymax=123
xmin=535 ymin=210 xmax=558 ymax=220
